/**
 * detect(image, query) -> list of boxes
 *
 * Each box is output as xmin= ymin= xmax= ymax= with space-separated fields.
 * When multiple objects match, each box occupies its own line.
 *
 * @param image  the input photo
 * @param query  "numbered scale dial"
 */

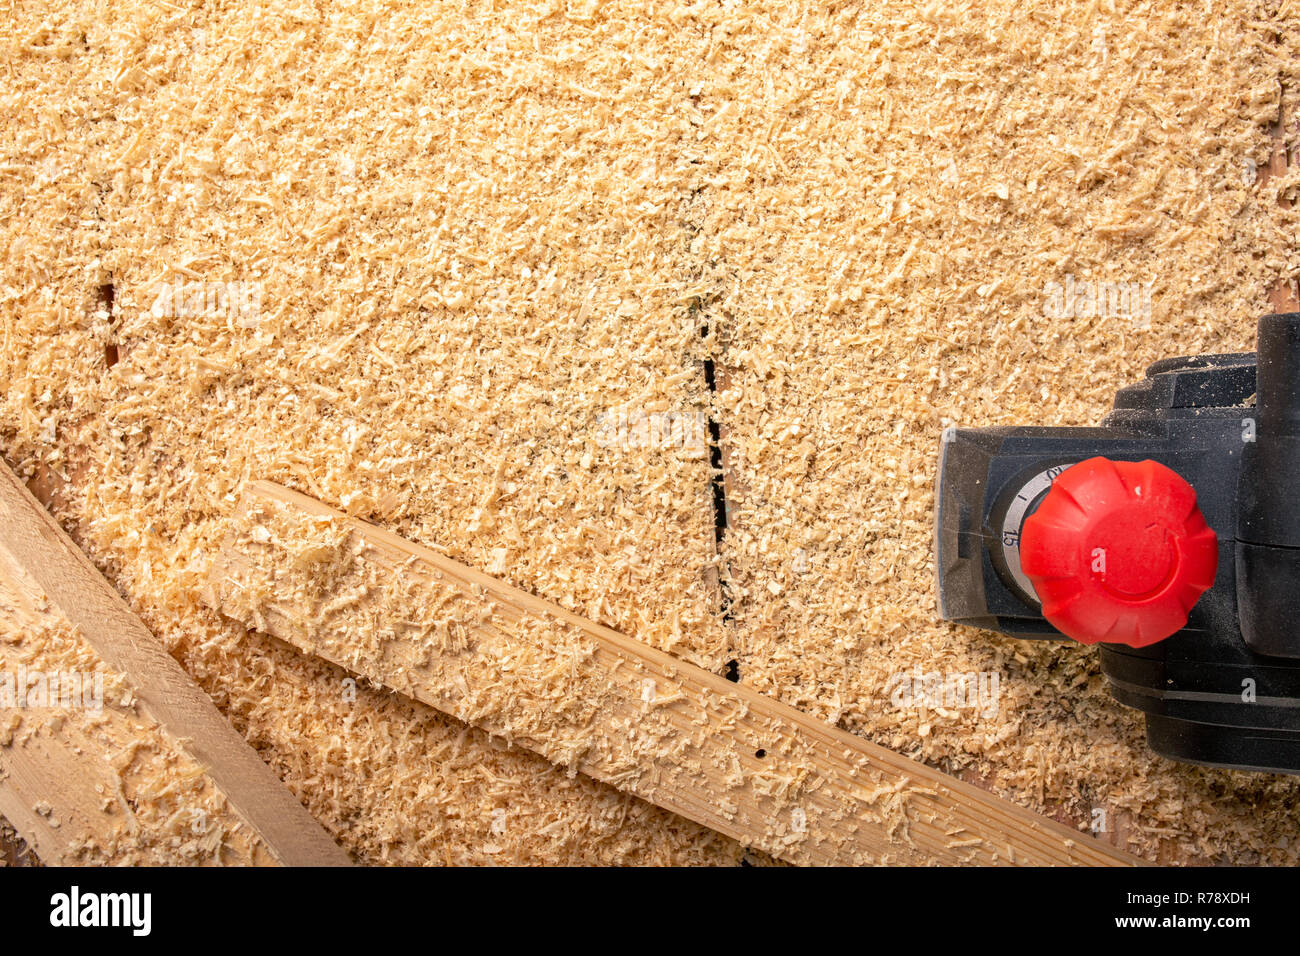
xmin=995 ymin=463 xmax=1070 ymax=605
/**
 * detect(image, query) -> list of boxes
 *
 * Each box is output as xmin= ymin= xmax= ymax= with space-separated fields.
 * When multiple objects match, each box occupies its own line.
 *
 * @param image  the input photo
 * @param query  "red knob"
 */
xmin=1019 ymin=457 xmax=1218 ymax=647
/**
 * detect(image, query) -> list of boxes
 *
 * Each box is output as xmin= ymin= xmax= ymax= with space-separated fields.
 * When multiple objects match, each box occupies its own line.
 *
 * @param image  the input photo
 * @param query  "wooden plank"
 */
xmin=0 ymin=462 xmax=350 ymax=866
xmin=207 ymin=480 xmax=1142 ymax=866
xmin=0 ymin=548 xmax=276 ymax=865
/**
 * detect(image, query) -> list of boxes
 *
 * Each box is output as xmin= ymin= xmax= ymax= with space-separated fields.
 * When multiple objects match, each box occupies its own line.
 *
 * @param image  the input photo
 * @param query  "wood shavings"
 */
xmin=2 ymin=0 xmax=1300 ymax=865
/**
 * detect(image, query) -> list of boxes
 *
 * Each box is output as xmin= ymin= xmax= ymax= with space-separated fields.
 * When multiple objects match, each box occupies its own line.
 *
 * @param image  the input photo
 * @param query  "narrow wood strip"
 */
xmin=207 ymin=480 xmax=1141 ymax=866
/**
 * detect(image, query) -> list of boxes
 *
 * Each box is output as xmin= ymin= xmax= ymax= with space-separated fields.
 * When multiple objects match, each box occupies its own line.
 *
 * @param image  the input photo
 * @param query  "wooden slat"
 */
xmin=207 ymin=480 xmax=1141 ymax=867
xmin=0 ymin=462 xmax=350 ymax=866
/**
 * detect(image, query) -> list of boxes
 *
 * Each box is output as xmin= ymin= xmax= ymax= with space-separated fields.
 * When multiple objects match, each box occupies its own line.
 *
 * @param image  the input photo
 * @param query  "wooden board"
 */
xmin=0 ymin=462 xmax=350 ymax=866
xmin=207 ymin=480 xmax=1141 ymax=866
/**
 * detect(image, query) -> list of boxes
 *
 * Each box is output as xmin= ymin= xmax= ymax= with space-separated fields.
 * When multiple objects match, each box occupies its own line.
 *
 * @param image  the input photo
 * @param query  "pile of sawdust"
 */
xmin=1 ymin=0 xmax=1298 ymax=863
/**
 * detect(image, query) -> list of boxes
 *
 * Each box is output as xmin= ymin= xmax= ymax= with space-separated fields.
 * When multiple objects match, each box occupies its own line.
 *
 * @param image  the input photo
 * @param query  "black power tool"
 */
xmin=936 ymin=312 xmax=1300 ymax=774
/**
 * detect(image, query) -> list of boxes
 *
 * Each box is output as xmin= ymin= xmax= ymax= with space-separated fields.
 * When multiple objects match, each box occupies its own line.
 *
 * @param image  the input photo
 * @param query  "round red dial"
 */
xmin=1019 ymin=457 xmax=1218 ymax=647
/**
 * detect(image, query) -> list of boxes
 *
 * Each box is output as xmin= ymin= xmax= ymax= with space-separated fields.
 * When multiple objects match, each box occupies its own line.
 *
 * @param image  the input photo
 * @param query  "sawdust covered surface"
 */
xmin=1 ymin=0 xmax=1299 ymax=863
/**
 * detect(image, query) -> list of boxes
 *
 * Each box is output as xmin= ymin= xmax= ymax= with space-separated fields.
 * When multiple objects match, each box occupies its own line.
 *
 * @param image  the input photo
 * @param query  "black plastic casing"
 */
xmin=936 ymin=314 xmax=1300 ymax=775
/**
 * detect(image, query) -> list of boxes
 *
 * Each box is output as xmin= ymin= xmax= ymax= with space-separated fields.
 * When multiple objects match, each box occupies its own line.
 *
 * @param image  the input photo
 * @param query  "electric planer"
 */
xmin=936 ymin=312 xmax=1300 ymax=774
